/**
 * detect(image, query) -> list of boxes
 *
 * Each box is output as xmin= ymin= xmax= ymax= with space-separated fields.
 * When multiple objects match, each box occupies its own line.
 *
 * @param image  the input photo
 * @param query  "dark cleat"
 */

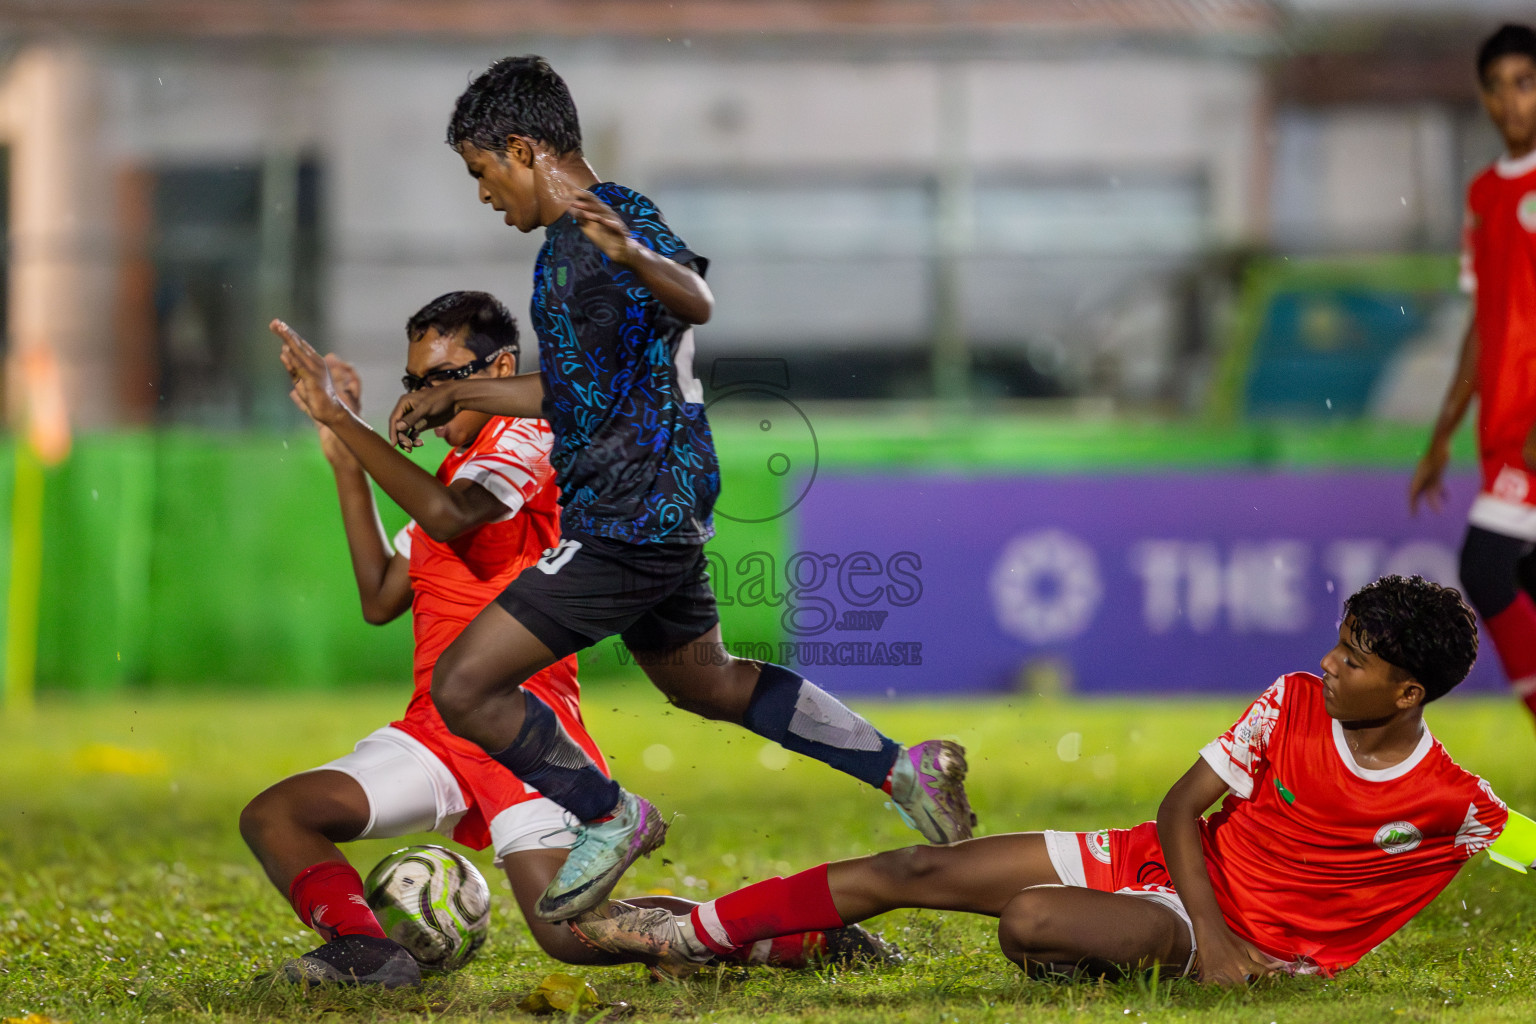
xmin=280 ymin=934 xmax=423 ymax=988
xmin=819 ymin=924 xmax=906 ymax=967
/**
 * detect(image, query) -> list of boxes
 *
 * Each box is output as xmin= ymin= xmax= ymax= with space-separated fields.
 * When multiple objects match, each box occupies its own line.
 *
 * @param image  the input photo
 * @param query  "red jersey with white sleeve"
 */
xmin=1462 ymin=151 xmax=1536 ymax=540
xmin=388 ymin=416 xmax=607 ymax=850
xmin=1195 ymin=672 xmax=1508 ymax=974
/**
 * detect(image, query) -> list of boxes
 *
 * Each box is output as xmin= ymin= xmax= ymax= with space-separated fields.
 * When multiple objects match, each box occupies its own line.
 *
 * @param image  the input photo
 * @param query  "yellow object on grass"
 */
xmin=517 ymin=973 xmax=604 ymax=1015
xmin=72 ymin=744 xmax=169 ymax=777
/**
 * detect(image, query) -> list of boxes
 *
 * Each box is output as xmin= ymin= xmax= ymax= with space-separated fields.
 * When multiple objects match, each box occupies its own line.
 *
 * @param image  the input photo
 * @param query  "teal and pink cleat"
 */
xmin=889 ymin=739 xmax=976 ymax=844
xmin=534 ymin=790 xmax=668 ymax=922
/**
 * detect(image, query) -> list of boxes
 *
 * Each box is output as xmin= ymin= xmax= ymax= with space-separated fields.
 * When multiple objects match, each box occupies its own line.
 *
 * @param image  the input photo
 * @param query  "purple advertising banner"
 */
xmin=785 ymin=471 xmax=1497 ymax=696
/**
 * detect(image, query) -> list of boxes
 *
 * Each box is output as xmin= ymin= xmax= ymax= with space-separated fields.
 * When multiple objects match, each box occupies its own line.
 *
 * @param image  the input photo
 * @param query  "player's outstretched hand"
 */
xmin=289 ymin=354 xmax=363 ymax=467
xmin=388 ymin=381 xmax=461 ymax=451
xmin=326 ymin=354 xmax=363 ymax=414
xmin=273 ymin=319 xmax=350 ymax=428
xmin=1408 ymin=443 xmax=1450 ymax=516
xmin=568 ymin=191 xmax=637 ymax=265
xmin=1193 ymin=926 xmax=1283 ymax=987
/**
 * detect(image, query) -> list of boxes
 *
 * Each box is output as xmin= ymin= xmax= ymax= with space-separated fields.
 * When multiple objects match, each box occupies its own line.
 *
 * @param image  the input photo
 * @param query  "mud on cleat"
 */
xmin=818 ymin=923 xmax=906 ymax=967
xmin=535 ymin=791 xmax=668 ymax=922
xmin=280 ymin=933 xmax=423 ymax=988
xmin=569 ymin=901 xmax=711 ymax=980
xmin=889 ymin=739 xmax=977 ymax=844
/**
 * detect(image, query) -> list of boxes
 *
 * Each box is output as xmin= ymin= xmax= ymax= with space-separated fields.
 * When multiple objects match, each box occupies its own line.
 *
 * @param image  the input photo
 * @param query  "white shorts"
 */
xmin=310 ymin=725 xmax=579 ymax=865
xmin=1041 ymin=829 xmax=1198 ymax=976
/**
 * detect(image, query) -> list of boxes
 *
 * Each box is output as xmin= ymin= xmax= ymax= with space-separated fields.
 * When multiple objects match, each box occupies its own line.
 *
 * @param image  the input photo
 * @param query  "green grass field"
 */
xmin=2 ymin=684 xmax=1535 ymax=1023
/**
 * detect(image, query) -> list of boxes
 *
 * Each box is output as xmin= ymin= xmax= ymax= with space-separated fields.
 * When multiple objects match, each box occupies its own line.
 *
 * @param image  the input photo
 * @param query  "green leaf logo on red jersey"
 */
xmin=1374 ymin=820 xmax=1423 ymax=855
xmin=1518 ymin=192 xmax=1536 ymax=232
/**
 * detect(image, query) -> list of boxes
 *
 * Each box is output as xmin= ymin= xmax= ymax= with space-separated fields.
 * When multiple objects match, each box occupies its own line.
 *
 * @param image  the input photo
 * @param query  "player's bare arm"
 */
xmin=1156 ymin=760 xmax=1281 ymax=986
xmin=388 ymin=373 xmax=547 ymax=451
xmin=288 ymin=354 xmax=413 ymax=624
xmin=1411 ymin=318 xmax=1480 ymax=515
xmin=567 ymin=191 xmax=714 ymax=325
xmin=273 ymin=319 xmax=509 ymax=543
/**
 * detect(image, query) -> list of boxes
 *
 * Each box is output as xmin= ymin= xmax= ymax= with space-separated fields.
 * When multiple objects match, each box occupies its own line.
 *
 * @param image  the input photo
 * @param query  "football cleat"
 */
xmin=535 ymin=791 xmax=668 ymax=922
xmin=280 ymin=933 xmax=422 ymax=988
xmin=819 ymin=923 xmax=906 ymax=967
xmin=889 ymin=740 xmax=977 ymax=844
xmin=569 ymin=901 xmax=712 ymax=979
xmin=738 ymin=924 xmax=905 ymax=970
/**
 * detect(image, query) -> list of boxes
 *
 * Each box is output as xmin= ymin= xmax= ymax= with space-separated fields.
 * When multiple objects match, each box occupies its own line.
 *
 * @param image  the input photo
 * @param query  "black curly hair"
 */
xmin=447 ymin=55 xmax=583 ymax=157
xmin=406 ymin=291 xmax=519 ymax=363
xmin=1342 ymin=575 xmax=1478 ymax=703
xmin=1478 ymin=24 xmax=1536 ymax=85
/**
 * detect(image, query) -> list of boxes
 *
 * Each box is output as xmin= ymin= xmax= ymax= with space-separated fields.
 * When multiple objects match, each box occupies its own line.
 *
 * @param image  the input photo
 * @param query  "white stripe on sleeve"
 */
xmin=451 ymin=419 xmax=556 ymax=522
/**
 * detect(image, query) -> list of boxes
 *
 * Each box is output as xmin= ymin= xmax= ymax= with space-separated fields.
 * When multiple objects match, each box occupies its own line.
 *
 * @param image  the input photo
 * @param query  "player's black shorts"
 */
xmin=494 ymin=529 xmax=721 ymax=660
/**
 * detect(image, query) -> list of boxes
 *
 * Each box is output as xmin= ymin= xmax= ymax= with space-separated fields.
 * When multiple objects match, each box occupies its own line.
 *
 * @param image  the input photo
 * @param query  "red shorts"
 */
xmin=1043 ymin=823 xmax=1188 ymax=916
xmin=1043 ymin=823 xmax=1319 ymax=977
xmin=386 ymin=652 xmax=603 ymax=852
xmin=1042 ymin=823 xmax=1195 ymax=974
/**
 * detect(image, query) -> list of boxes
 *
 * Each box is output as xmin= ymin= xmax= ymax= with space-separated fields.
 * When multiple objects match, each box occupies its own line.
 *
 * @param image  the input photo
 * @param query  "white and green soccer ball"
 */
xmin=363 ymin=845 xmax=491 ymax=972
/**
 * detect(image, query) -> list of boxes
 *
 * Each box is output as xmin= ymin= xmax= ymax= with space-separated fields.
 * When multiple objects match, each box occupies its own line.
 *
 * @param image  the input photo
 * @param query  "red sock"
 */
xmin=1486 ymin=592 xmax=1536 ymax=718
xmin=722 ymin=931 xmax=829 ymax=968
xmin=881 ymin=744 xmax=908 ymax=795
xmin=288 ymin=861 xmax=386 ymax=942
xmin=690 ymin=864 xmax=844 ymax=955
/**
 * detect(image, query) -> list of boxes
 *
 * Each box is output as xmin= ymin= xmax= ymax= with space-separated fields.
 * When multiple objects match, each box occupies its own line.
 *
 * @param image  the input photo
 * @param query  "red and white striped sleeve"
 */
xmin=1199 ymin=676 xmax=1288 ymax=800
xmin=451 ymin=418 xmax=555 ymax=521
xmin=1459 ymin=203 xmax=1478 ymax=295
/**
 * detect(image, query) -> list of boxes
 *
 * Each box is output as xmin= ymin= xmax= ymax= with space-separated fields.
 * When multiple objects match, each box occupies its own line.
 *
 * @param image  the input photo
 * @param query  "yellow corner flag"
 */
xmin=5 ymin=345 xmax=71 ymax=715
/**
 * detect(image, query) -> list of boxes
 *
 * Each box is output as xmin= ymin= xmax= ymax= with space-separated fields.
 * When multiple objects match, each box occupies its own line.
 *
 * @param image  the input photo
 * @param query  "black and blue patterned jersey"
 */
xmin=530 ymin=182 xmax=719 ymax=544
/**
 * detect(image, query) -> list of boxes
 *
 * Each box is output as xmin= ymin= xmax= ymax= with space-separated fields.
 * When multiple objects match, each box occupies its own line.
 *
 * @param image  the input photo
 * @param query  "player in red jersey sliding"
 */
xmin=244 ymin=292 xmax=879 ymax=987
xmin=576 ymin=576 xmax=1536 ymax=985
xmin=1412 ymin=24 xmax=1536 ymax=725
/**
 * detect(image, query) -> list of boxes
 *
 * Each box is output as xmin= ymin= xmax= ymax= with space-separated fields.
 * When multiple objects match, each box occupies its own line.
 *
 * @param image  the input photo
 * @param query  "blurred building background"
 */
xmin=0 ymin=0 xmax=1526 ymax=427
xmin=0 ymin=0 xmax=1529 ymax=696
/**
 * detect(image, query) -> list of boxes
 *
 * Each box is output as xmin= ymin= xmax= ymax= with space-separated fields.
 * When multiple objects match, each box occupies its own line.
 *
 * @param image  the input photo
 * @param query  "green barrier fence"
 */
xmin=0 ymin=414 xmax=1476 ymax=692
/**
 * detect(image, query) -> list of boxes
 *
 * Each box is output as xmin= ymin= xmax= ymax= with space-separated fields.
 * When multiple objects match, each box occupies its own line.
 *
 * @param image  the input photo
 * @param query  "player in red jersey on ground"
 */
xmin=576 ymin=576 xmax=1536 ymax=986
xmin=1412 ymin=24 xmax=1536 ymax=724
xmin=245 ymin=292 xmax=878 ymax=987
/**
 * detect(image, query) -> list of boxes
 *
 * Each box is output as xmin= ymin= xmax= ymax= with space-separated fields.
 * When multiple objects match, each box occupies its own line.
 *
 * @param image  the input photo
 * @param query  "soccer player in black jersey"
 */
xmin=380 ymin=56 xmax=974 ymax=923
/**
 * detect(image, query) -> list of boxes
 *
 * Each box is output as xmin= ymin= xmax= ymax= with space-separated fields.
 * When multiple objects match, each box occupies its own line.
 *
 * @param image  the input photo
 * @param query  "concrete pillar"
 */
xmin=0 ymin=43 xmax=120 ymax=429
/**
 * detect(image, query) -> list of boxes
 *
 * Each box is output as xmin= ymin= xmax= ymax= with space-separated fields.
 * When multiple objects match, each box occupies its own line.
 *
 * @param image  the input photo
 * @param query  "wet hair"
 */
xmin=1478 ymin=24 xmax=1536 ymax=84
xmin=1342 ymin=575 xmax=1478 ymax=704
xmin=406 ymin=291 xmax=519 ymax=363
xmin=447 ymin=55 xmax=583 ymax=156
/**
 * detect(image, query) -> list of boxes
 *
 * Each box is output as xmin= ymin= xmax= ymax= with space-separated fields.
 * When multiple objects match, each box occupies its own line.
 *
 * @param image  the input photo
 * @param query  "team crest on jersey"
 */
xmin=1492 ymin=465 xmax=1531 ymax=503
xmin=1374 ymin=820 xmax=1423 ymax=855
xmin=1086 ymin=830 xmax=1112 ymax=864
xmin=1519 ymin=193 xmax=1536 ymax=232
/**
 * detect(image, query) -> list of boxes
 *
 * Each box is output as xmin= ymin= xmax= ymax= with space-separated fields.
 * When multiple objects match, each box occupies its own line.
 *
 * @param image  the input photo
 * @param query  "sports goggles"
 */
xmin=401 ymin=345 xmax=516 ymax=393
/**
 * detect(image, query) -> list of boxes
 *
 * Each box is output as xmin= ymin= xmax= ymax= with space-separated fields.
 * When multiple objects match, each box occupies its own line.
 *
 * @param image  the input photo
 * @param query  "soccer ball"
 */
xmin=363 ymin=845 xmax=491 ymax=972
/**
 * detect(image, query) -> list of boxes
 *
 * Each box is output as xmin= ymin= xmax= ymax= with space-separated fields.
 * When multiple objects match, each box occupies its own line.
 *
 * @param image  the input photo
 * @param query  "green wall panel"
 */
xmin=0 ymin=413 xmax=1475 ymax=691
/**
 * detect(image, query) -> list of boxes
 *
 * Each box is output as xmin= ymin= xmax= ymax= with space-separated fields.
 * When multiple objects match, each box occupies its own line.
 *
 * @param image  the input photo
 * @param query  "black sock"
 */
xmin=487 ymin=692 xmax=621 ymax=822
xmin=741 ymin=662 xmax=901 ymax=789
